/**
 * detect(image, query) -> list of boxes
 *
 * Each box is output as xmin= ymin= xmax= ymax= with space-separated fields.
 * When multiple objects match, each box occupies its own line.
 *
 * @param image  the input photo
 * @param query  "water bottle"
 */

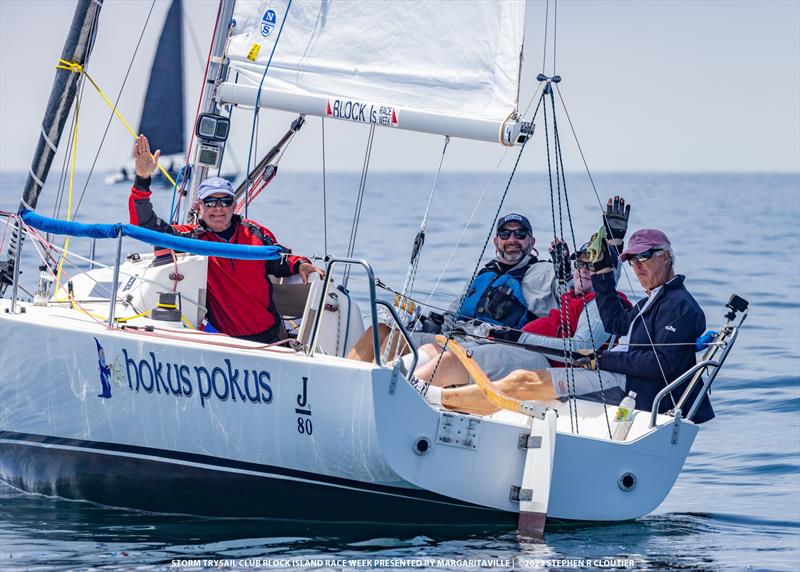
xmin=612 ymin=391 xmax=637 ymax=441
xmin=33 ymin=265 xmax=54 ymax=306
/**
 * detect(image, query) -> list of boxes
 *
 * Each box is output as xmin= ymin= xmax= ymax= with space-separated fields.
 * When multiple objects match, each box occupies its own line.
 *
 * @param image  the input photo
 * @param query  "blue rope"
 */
xmin=242 ymin=0 xmax=293 ymax=219
xmin=20 ymin=208 xmax=283 ymax=260
xmin=168 ymin=164 xmax=192 ymax=224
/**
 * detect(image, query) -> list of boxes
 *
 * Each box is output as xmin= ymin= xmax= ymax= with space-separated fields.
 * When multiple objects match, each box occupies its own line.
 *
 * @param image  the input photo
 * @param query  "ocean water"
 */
xmin=0 ymin=171 xmax=798 ymax=570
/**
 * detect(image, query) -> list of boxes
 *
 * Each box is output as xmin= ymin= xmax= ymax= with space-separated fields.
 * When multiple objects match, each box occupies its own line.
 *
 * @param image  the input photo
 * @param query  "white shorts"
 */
xmin=548 ymin=368 xmax=627 ymax=399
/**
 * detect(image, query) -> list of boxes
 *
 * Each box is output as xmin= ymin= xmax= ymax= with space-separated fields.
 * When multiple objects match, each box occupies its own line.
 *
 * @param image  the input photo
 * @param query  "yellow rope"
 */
xmin=49 ymin=60 xmax=197 ymax=333
xmin=114 ymin=310 xmax=152 ymax=323
xmin=68 ymin=295 xmax=195 ymax=330
xmin=56 ymin=59 xmax=178 ymax=187
xmin=53 ymin=88 xmax=82 ymax=296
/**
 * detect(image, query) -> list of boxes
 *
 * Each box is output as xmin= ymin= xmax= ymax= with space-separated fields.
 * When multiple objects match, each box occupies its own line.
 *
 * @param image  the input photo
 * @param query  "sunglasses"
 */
xmin=202 ymin=196 xmax=234 ymax=208
xmin=573 ymin=257 xmax=591 ymax=270
xmin=627 ymin=247 xmax=663 ymax=264
xmin=497 ymin=228 xmax=530 ymax=240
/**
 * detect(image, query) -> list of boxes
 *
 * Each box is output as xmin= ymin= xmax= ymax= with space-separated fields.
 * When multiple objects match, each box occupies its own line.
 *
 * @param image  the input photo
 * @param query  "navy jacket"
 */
xmin=592 ymin=272 xmax=715 ymax=423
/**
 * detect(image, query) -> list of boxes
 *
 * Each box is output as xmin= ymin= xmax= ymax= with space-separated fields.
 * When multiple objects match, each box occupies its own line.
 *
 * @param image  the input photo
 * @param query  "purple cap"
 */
xmin=619 ymin=229 xmax=671 ymax=262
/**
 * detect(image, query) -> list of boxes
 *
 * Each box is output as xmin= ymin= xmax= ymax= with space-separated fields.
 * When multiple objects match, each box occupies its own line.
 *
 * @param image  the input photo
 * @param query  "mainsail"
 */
xmin=220 ymin=0 xmax=526 ymax=145
xmin=139 ymin=0 xmax=185 ymax=156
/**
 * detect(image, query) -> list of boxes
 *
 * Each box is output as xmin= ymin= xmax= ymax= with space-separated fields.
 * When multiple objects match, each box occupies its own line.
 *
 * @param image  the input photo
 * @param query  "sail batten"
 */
xmin=222 ymin=0 xmax=526 ymax=144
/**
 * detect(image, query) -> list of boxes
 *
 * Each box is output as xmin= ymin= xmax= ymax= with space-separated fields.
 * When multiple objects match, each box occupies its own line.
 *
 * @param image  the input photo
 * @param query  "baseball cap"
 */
xmin=197 ymin=177 xmax=235 ymax=200
xmin=496 ymin=213 xmax=533 ymax=234
xmin=619 ymin=229 xmax=671 ymax=262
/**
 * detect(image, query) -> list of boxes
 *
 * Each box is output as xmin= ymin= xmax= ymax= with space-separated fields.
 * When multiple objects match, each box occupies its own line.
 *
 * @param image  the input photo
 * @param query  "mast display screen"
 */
xmin=195 ymin=143 xmax=221 ymax=168
xmin=196 ymin=114 xmax=230 ymax=142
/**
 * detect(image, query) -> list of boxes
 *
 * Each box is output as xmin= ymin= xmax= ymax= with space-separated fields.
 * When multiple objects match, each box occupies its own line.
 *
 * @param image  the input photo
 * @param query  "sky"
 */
xmin=0 ymin=0 xmax=798 ymax=176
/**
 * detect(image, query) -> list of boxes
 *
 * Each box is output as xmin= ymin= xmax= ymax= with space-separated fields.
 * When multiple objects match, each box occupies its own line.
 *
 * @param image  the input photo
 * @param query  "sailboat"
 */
xmin=103 ymin=0 xmax=184 ymax=186
xmin=0 ymin=0 xmax=747 ymax=536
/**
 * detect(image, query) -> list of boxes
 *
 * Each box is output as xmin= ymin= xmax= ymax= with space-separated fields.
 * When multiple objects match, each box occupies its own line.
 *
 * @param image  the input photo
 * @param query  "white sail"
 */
xmin=220 ymin=0 xmax=526 ymax=144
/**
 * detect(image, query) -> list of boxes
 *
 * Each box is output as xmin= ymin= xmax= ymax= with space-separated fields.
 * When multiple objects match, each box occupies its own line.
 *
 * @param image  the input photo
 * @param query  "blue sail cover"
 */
xmin=138 ymin=0 xmax=184 ymax=156
xmin=20 ymin=209 xmax=283 ymax=261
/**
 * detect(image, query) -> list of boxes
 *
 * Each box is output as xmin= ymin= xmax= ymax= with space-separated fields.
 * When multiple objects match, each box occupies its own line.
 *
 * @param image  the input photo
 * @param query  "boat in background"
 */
xmin=104 ymin=0 xmax=236 ymax=186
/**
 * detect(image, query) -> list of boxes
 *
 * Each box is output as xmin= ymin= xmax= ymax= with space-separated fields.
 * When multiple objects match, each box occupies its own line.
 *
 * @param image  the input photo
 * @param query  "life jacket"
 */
xmin=458 ymin=257 xmax=539 ymax=329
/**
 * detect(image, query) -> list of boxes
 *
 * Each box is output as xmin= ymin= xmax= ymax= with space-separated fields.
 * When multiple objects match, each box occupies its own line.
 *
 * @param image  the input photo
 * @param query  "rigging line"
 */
xmin=425 ymin=82 xmax=545 ymax=305
xmin=458 ymin=91 xmax=546 ymax=306
xmin=553 ymin=0 xmax=558 ymax=75
xmin=321 ymin=118 xmax=328 ymax=257
xmin=176 ymin=0 xmax=222 ymax=223
xmin=541 ymin=0 xmax=550 ymax=75
xmin=51 ymin=82 xmax=87 ymax=226
xmin=548 ymin=84 xmax=584 ymax=431
xmin=50 ymin=104 xmax=78 ymax=248
xmin=242 ymin=0 xmax=293 ymax=220
xmin=542 ymin=86 xmax=577 ymax=434
xmin=429 ymin=96 xmax=544 ymax=390
xmin=550 ymin=88 xmax=611 ymax=438
xmin=343 ymin=124 xmax=376 ymax=288
xmin=73 ymin=0 xmax=158 ymax=219
xmin=554 ymin=85 xmax=675 ymax=406
xmin=53 ymin=1 xmax=101 ymax=240
xmin=56 ymin=61 xmax=178 ymax=188
xmin=393 ymin=136 xmax=450 ymax=324
xmin=184 ymin=5 xmax=206 ymax=69
xmin=53 ymin=88 xmax=83 ymax=297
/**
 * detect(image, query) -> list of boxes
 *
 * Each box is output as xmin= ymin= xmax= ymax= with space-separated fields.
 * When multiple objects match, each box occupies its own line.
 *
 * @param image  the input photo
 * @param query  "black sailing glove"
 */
xmin=549 ymin=239 xmax=571 ymax=282
xmin=604 ymin=196 xmax=631 ymax=241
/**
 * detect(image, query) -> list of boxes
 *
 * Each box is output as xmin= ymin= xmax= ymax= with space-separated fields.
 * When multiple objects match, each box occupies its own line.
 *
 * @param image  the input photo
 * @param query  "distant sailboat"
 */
xmin=105 ymin=0 xmax=196 ymax=186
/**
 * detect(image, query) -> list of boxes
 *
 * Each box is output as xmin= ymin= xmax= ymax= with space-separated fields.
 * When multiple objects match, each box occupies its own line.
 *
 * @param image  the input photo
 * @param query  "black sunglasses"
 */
xmin=627 ymin=247 xmax=663 ymax=264
xmin=497 ymin=228 xmax=530 ymax=240
xmin=202 ymin=196 xmax=234 ymax=208
xmin=573 ymin=257 xmax=591 ymax=270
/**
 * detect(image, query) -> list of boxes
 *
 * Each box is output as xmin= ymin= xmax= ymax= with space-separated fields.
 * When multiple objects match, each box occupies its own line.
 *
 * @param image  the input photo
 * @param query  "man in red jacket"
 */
xmin=128 ymin=135 xmax=323 ymax=343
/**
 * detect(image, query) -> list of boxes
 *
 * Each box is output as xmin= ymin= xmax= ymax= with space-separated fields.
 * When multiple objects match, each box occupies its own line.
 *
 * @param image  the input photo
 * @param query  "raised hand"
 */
xmin=604 ymin=196 xmax=631 ymax=241
xmin=549 ymin=238 xmax=571 ymax=282
xmin=134 ymin=135 xmax=161 ymax=178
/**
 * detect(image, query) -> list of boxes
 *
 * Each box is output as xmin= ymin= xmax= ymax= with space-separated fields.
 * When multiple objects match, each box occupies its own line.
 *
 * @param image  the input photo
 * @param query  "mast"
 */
xmin=0 ymin=0 xmax=104 ymax=295
xmin=184 ymin=0 xmax=236 ymax=214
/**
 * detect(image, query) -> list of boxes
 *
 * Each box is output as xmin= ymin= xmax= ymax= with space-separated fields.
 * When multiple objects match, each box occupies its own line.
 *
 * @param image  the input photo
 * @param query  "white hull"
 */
xmin=0 ymin=294 xmax=697 ymax=524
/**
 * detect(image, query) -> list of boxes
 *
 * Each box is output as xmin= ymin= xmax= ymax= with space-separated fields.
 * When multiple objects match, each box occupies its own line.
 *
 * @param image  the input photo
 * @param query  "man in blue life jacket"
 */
xmin=347 ymin=213 xmax=561 ymax=365
xmin=444 ymin=213 xmax=558 ymax=332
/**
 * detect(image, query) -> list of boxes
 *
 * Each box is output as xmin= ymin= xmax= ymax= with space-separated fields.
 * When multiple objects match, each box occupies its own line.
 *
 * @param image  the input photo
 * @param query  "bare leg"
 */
xmin=346 ymin=324 xmax=391 ymax=362
xmin=414 ymin=350 xmax=471 ymax=387
xmin=441 ymin=369 xmax=556 ymax=415
xmin=346 ymin=326 xmax=431 ymax=364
